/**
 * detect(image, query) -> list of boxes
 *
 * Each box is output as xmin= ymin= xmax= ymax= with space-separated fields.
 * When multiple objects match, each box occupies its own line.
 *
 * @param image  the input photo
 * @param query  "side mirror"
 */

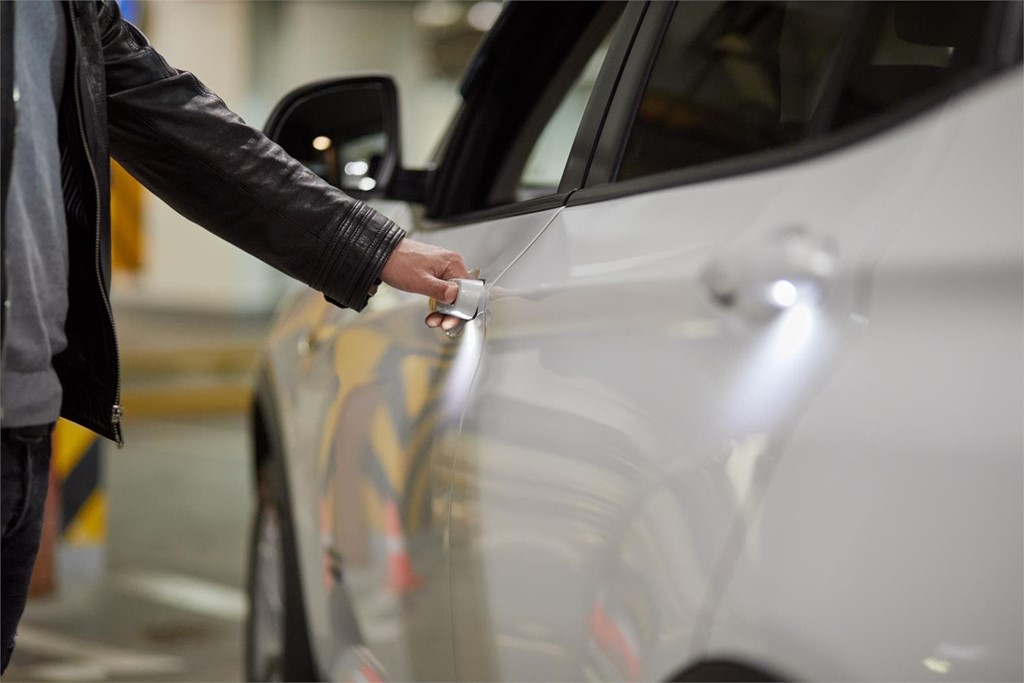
xmin=264 ymin=76 xmax=402 ymax=198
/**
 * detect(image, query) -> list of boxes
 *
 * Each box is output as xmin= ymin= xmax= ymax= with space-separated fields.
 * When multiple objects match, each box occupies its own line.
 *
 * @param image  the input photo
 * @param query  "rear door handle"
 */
xmin=701 ymin=227 xmax=837 ymax=317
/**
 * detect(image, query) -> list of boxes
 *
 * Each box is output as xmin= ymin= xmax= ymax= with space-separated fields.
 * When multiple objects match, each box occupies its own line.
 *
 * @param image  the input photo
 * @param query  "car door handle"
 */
xmin=429 ymin=277 xmax=487 ymax=322
xmin=701 ymin=227 xmax=837 ymax=317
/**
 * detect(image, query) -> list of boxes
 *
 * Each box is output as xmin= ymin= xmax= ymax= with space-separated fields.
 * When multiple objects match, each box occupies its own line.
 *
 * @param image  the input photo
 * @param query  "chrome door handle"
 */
xmin=701 ymin=227 xmax=837 ymax=317
xmin=430 ymin=278 xmax=487 ymax=321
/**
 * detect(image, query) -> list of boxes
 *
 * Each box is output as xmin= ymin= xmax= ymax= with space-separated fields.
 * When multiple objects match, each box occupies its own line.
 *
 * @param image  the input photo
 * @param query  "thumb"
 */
xmin=425 ymin=278 xmax=458 ymax=305
xmin=431 ymin=279 xmax=459 ymax=305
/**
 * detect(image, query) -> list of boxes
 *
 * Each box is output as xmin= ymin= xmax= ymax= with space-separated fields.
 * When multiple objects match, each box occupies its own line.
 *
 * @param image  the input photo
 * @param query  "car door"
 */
xmin=272 ymin=3 xmax=644 ymax=681
xmin=446 ymin=2 xmax=1016 ymax=681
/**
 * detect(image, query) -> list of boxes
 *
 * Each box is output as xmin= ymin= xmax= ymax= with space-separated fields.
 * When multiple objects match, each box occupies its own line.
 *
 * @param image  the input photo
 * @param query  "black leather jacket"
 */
xmin=0 ymin=1 xmax=405 ymax=445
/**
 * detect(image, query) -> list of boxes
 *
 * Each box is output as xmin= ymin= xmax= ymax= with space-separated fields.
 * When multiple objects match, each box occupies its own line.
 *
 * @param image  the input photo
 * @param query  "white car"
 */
xmin=244 ymin=2 xmax=1023 ymax=681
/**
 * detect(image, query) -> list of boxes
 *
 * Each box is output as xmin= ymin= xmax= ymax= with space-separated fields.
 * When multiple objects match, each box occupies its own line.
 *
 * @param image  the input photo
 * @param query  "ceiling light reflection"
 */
xmin=774 ymin=304 xmax=814 ymax=361
xmin=442 ymin=321 xmax=483 ymax=420
xmin=725 ymin=303 xmax=820 ymax=429
xmin=467 ymin=1 xmax=502 ymax=31
xmin=312 ymin=135 xmax=332 ymax=151
xmin=769 ymin=279 xmax=798 ymax=309
xmin=922 ymin=658 xmax=952 ymax=674
xmin=413 ymin=0 xmax=461 ymax=28
xmin=345 ymin=160 xmax=369 ymax=176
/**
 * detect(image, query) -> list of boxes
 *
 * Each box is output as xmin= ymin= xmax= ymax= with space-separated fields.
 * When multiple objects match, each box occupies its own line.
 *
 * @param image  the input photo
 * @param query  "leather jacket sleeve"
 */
xmin=96 ymin=0 xmax=404 ymax=311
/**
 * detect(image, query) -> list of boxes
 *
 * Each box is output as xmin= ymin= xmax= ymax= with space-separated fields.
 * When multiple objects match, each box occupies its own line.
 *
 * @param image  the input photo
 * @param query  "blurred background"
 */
xmin=7 ymin=2 xmax=491 ymax=681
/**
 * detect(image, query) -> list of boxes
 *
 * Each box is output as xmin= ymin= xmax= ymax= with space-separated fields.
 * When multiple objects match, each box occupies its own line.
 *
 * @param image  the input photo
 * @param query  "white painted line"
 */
xmin=28 ymin=661 xmax=107 ymax=682
xmin=116 ymin=570 xmax=246 ymax=622
xmin=16 ymin=625 xmax=185 ymax=680
xmin=495 ymin=633 xmax=566 ymax=658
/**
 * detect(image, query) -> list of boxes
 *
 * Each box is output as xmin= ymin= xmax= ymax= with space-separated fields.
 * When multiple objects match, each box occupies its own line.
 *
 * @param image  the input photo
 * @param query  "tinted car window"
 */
xmin=617 ymin=1 xmax=993 ymax=182
xmin=516 ymin=30 xmax=617 ymax=201
xmin=486 ymin=4 xmax=624 ymax=208
xmin=428 ymin=2 xmax=627 ymax=218
xmin=827 ymin=2 xmax=990 ymax=128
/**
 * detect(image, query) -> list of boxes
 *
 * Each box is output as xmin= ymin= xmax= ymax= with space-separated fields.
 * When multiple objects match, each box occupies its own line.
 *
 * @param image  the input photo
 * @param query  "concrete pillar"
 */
xmin=115 ymin=0 xmax=285 ymax=315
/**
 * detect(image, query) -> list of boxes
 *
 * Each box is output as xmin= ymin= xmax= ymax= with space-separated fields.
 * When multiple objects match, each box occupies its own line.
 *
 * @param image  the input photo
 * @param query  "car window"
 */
xmin=616 ymin=1 xmax=994 ymax=182
xmin=486 ymin=6 xmax=624 ymax=208
xmin=427 ymin=2 xmax=628 ymax=218
xmin=827 ymin=2 xmax=990 ymax=129
xmin=515 ymin=35 xmax=615 ymax=201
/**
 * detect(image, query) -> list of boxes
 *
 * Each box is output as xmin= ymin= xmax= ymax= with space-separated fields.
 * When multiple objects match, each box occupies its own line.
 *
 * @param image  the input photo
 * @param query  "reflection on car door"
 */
xmin=303 ymin=4 xmax=640 ymax=679
xmin=290 ymin=203 xmax=562 ymax=681
xmin=445 ymin=1 xmax=1011 ymax=680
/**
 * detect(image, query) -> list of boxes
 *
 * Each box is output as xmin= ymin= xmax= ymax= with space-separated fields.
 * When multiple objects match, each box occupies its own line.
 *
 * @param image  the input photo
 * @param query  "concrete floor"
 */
xmin=4 ymin=414 xmax=256 ymax=683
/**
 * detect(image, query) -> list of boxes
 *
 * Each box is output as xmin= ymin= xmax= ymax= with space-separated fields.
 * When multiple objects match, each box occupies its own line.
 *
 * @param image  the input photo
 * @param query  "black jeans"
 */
xmin=0 ymin=424 xmax=53 ymax=674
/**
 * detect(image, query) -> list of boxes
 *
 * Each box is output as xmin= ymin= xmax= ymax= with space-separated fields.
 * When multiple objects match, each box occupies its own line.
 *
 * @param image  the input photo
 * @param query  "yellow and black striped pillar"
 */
xmin=31 ymin=419 xmax=107 ymax=592
xmin=52 ymin=419 xmax=106 ymax=547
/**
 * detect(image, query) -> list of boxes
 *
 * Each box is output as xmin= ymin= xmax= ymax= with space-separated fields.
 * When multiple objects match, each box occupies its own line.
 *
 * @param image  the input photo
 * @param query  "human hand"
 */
xmin=379 ymin=238 xmax=470 ymax=330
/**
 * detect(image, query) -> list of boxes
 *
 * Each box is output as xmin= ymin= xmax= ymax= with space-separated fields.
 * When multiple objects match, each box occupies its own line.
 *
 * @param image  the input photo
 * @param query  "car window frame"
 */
xmin=421 ymin=1 xmax=647 ymax=227
xmin=569 ymin=0 xmax=1020 ymax=209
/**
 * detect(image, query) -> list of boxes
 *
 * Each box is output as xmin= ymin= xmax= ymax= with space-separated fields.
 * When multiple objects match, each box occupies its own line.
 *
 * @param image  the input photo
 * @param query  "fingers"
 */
xmin=424 ymin=312 xmax=462 ymax=331
xmin=380 ymin=238 xmax=471 ymax=300
xmin=378 ymin=238 xmax=475 ymax=333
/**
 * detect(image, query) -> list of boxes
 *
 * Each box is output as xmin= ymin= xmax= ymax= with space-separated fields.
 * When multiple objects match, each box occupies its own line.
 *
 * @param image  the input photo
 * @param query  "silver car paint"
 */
xmin=701 ymin=70 xmax=1023 ymax=683
xmin=264 ymin=206 xmax=566 ymax=680
xmin=262 ymin=69 xmax=1023 ymax=681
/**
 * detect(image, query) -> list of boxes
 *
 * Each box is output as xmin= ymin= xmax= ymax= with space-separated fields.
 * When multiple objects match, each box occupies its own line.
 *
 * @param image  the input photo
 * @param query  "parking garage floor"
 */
xmin=4 ymin=308 xmax=269 ymax=683
xmin=5 ymin=414 xmax=253 ymax=682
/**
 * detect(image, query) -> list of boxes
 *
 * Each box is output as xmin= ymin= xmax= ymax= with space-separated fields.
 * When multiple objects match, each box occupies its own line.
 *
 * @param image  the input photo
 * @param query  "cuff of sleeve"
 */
xmin=317 ymin=202 xmax=406 ymax=312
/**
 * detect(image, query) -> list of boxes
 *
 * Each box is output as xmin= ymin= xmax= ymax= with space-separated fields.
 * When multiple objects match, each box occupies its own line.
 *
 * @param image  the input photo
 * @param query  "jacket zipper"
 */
xmin=69 ymin=10 xmax=124 ymax=448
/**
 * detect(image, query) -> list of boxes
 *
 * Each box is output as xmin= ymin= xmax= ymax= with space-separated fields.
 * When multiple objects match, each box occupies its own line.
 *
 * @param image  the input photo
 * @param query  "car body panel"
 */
xmin=443 ymin=68 xmax=1023 ymax=683
xmin=261 ymin=68 xmax=1023 ymax=683
xmin=255 ymin=2 xmax=1023 ymax=679
xmin=262 ymin=203 xmax=565 ymax=680
xmin=699 ymin=69 xmax=1024 ymax=683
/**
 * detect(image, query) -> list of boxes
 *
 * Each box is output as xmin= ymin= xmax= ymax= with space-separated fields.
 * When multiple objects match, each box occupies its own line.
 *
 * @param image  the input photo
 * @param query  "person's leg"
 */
xmin=1 ymin=424 xmax=54 ymax=674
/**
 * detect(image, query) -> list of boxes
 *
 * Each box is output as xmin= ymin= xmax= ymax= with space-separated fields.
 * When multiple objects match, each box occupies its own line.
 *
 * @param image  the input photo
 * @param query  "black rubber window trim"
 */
xmin=559 ymin=1 xmax=651 ymax=194
xmin=422 ymin=191 xmax=571 ymax=229
xmin=582 ymin=0 xmax=676 ymax=188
